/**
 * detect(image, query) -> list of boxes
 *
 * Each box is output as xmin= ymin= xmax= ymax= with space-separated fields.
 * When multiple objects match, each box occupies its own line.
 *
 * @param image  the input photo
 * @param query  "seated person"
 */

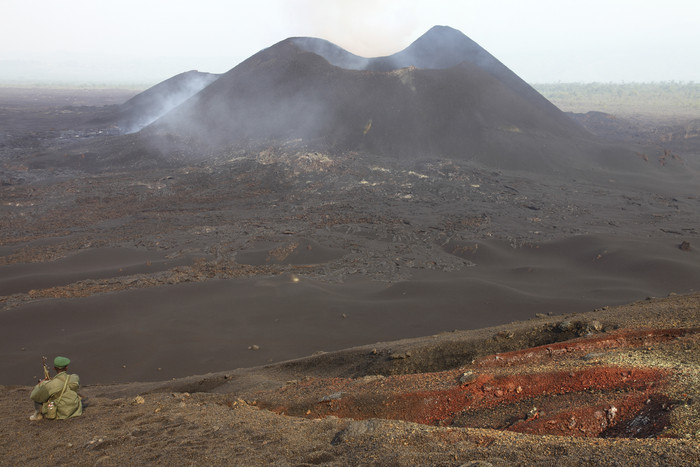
xmin=30 ymin=356 xmax=83 ymax=420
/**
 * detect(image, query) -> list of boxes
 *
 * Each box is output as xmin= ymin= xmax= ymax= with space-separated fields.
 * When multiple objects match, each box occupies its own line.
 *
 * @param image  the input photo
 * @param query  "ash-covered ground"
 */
xmin=1 ymin=85 xmax=698 ymax=385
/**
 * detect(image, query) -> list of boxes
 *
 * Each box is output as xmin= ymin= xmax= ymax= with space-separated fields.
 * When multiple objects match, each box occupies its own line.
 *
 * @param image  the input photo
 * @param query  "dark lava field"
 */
xmin=1 ymin=27 xmax=698 ymax=385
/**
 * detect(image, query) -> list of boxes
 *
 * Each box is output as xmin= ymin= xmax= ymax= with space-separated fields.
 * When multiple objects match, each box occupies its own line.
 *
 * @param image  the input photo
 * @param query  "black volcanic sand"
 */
xmin=1 ymin=233 xmax=699 ymax=385
xmin=0 ymin=247 xmax=196 ymax=296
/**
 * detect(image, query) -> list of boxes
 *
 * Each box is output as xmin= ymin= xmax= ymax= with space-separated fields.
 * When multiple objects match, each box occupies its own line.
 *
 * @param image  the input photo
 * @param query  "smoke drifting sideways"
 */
xmin=117 ymin=70 xmax=220 ymax=134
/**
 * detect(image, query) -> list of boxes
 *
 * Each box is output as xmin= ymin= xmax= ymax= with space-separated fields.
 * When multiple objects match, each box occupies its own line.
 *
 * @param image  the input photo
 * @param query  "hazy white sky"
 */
xmin=2 ymin=0 xmax=699 ymax=85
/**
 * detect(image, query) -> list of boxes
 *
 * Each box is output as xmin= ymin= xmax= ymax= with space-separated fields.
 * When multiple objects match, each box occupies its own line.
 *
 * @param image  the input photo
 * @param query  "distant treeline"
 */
xmin=533 ymin=82 xmax=700 ymax=118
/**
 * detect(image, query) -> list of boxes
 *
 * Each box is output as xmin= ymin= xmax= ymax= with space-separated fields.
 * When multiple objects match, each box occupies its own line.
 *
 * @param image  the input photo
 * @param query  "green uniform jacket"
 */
xmin=30 ymin=372 xmax=82 ymax=419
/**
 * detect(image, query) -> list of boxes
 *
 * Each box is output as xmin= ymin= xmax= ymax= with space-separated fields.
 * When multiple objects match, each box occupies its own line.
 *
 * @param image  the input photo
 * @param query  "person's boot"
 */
xmin=29 ymin=411 xmax=43 ymax=421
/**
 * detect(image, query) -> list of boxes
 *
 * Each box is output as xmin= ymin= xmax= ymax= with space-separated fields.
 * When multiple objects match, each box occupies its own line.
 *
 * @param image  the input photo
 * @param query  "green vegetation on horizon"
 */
xmin=533 ymin=82 xmax=700 ymax=118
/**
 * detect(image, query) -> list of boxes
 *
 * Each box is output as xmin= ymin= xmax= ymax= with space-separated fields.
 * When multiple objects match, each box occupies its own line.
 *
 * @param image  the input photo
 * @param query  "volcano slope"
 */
xmin=146 ymin=26 xmax=640 ymax=175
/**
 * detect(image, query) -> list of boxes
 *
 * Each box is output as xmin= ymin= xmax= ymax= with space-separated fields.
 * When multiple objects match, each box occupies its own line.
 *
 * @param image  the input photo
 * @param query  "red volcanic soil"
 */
xmin=260 ymin=367 xmax=671 ymax=434
xmin=1 ymin=296 xmax=698 ymax=466
xmin=471 ymin=328 xmax=696 ymax=368
xmin=252 ymin=327 xmax=694 ymax=439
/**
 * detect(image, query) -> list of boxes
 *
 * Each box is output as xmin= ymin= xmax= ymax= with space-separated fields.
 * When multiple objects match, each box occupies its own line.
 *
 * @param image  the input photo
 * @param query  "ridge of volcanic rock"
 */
xmin=368 ymin=25 xmax=508 ymax=72
xmin=291 ymin=25 xmax=507 ymax=72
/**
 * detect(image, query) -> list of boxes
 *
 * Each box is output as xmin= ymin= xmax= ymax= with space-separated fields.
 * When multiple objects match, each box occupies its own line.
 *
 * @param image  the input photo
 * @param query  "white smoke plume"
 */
xmin=120 ymin=71 xmax=220 ymax=134
xmin=285 ymin=0 xmax=422 ymax=58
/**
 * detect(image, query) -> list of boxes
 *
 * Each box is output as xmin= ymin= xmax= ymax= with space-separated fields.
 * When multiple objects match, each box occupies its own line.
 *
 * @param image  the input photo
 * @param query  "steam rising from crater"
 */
xmin=286 ymin=0 xmax=421 ymax=58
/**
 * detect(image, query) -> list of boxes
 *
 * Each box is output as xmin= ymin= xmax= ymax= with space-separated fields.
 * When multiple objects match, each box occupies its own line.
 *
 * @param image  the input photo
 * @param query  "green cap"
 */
xmin=54 ymin=356 xmax=70 ymax=368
